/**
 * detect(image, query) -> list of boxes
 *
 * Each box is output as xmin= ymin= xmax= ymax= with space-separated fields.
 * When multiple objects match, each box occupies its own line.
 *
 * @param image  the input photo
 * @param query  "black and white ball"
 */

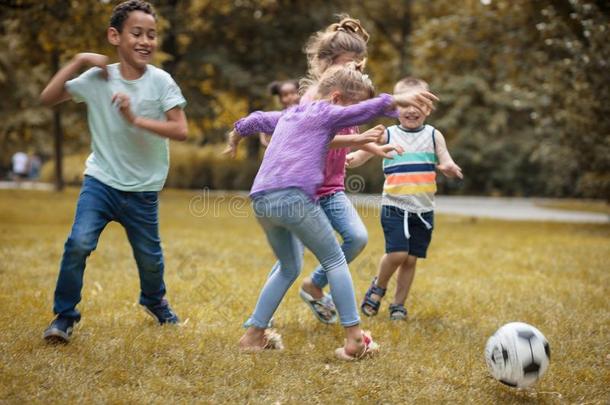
xmin=485 ymin=322 xmax=550 ymax=388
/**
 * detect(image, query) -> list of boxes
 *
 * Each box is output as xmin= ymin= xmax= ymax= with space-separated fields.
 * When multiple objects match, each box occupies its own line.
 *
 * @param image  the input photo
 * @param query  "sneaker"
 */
xmin=143 ymin=299 xmax=179 ymax=324
xmin=43 ymin=316 xmax=79 ymax=343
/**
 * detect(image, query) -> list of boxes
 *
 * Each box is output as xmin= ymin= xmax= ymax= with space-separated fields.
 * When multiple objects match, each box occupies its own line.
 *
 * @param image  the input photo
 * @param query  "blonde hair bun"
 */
xmin=328 ymin=15 xmax=370 ymax=43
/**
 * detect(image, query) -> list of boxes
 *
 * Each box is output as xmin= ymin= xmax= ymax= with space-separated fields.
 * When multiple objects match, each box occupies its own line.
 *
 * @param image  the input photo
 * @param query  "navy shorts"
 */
xmin=381 ymin=205 xmax=434 ymax=258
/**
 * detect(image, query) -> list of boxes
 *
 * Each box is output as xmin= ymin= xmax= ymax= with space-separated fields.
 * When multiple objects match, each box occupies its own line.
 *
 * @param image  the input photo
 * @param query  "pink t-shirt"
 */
xmin=301 ymin=86 xmax=359 ymax=199
xmin=316 ymin=126 xmax=358 ymax=198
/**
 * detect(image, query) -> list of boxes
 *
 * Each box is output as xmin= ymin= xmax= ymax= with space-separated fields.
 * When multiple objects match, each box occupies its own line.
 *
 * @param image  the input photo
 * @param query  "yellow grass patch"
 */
xmin=0 ymin=188 xmax=608 ymax=403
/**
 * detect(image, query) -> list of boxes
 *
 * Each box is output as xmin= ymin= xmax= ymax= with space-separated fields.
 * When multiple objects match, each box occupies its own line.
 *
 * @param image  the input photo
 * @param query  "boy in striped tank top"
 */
xmin=346 ymin=77 xmax=462 ymax=320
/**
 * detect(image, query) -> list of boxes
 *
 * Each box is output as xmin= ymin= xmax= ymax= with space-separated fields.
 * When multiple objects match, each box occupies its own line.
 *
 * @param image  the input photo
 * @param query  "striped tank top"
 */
xmin=381 ymin=124 xmax=438 ymax=213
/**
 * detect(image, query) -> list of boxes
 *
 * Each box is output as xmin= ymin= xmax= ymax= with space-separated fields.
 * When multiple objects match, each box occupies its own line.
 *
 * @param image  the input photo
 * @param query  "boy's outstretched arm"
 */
xmin=39 ymin=53 xmax=108 ymax=106
xmin=112 ymin=93 xmax=188 ymax=141
xmin=435 ymin=130 xmax=463 ymax=179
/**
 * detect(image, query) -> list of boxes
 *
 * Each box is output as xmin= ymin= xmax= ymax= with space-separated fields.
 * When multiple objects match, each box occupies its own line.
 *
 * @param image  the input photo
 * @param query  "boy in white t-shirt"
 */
xmin=39 ymin=0 xmax=187 ymax=343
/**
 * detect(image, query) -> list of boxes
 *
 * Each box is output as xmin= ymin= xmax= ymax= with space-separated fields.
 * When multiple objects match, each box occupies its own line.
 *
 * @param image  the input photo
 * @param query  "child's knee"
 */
xmin=280 ymin=265 xmax=301 ymax=282
xmin=64 ymin=234 xmax=97 ymax=256
xmin=348 ymin=228 xmax=368 ymax=252
xmin=136 ymin=254 xmax=164 ymax=274
xmin=385 ymin=251 xmax=410 ymax=265
xmin=320 ymin=248 xmax=347 ymax=272
xmin=278 ymin=257 xmax=303 ymax=282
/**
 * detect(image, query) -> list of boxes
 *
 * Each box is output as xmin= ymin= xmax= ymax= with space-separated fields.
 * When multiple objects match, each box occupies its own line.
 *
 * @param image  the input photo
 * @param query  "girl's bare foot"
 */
xmin=239 ymin=328 xmax=284 ymax=352
xmin=301 ymin=277 xmax=324 ymax=300
xmin=344 ymin=335 xmax=365 ymax=356
xmin=299 ymin=279 xmax=337 ymax=324
xmin=336 ymin=330 xmax=380 ymax=361
xmin=239 ymin=327 xmax=266 ymax=351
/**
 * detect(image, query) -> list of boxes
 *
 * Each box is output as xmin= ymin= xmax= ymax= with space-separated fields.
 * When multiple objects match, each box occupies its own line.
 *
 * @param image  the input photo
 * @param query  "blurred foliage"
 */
xmin=1 ymin=0 xmax=608 ymax=198
xmin=40 ymin=144 xmax=261 ymax=190
xmin=409 ymin=0 xmax=610 ymax=198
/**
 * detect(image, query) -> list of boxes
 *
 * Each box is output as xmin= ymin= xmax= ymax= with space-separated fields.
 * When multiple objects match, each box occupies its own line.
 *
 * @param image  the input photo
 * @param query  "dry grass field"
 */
xmin=0 ymin=188 xmax=608 ymax=404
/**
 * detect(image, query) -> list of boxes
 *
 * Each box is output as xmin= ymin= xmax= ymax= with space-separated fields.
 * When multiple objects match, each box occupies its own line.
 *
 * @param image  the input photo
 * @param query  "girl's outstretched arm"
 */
xmin=329 ymin=125 xmax=385 ymax=148
xmin=334 ymin=125 xmax=404 ymax=160
xmin=234 ymin=111 xmax=283 ymax=137
xmin=335 ymin=125 xmax=404 ymax=159
xmin=326 ymin=94 xmax=395 ymax=130
xmin=327 ymin=90 xmax=438 ymax=131
xmin=360 ymin=142 xmax=404 ymax=158
xmin=345 ymin=150 xmax=373 ymax=168
xmin=223 ymin=110 xmax=284 ymax=158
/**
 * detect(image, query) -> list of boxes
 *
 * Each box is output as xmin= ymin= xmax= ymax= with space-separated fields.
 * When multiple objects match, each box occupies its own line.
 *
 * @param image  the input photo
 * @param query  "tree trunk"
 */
xmin=160 ymin=0 xmax=179 ymax=76
xmin=52 ymin=50 xmax=64 ymax=191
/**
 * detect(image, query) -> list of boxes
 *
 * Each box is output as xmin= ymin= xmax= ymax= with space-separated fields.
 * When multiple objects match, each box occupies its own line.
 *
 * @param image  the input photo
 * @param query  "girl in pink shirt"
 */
xmin=263 ymin=16 xmax=393 ymax=324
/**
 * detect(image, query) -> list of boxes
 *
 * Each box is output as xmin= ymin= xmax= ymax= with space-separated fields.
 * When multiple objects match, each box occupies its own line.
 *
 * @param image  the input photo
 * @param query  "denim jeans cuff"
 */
xmin=340 ymin=319 xmax=361 ymax=328
xmin=310 ymin=272 xmax=327 ymax=289
xmin=53 ymin=309 xmax=81 ymax=321
xmin=243 ymin=316 xmax=268 ymax=329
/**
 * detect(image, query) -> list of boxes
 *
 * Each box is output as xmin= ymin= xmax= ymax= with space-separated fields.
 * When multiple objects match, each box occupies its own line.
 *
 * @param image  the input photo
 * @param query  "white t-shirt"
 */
xmin=66 ymin=63 xmax=186 ymax=192
xmin=12 ymin=152 xmax=28 ymax=175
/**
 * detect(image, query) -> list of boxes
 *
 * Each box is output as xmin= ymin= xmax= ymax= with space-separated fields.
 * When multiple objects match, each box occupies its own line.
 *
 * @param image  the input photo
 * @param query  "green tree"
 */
xmin=0 ymin=0 xmax=112 ymax=189
xmin=409 ymin=0 xmax=609 ymax=198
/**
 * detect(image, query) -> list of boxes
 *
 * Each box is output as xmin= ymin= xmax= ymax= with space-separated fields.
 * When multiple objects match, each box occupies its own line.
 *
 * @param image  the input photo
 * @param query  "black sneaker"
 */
xmin=43 ymin=316 xmax=79 ymax=343
xmin=143 ymin=299 xmax=179 ymax=324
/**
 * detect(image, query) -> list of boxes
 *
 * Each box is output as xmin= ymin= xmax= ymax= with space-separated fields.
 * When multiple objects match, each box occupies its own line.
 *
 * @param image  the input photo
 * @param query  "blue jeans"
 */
xmin=310 ymin=191 xmax=368 ymax=288
xmin=246 ymin=188 xmax=360 ymax=328
xmin=53 ymin=175 xmax=166 ymax=320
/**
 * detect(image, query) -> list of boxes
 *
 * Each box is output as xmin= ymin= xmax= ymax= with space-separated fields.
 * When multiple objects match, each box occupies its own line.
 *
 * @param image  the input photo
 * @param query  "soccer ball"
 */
xmin=484 ymin=322 xmax=550 ymax=388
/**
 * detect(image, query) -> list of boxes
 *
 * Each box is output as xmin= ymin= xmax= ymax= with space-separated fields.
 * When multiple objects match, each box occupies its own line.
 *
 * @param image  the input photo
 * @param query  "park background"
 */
xmin=1 ymin=0 xmax=609 ymax=199
xmin=0 ymin=1 xmax=609 ymax=404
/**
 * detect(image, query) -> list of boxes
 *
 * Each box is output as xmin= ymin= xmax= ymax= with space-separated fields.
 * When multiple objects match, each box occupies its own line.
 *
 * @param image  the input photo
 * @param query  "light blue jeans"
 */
xmin=266 ymin=191 xmax=368 ymax=289
xmin=246 ymin=188 xmax=360 ymax=328
xmin=310 ymin=191 xmax=368 ymax=288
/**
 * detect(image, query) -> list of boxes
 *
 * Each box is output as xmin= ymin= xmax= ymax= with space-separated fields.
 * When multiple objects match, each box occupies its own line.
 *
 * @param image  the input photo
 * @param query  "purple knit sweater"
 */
xmin=234 ymin=93 xmax=394 ymax=200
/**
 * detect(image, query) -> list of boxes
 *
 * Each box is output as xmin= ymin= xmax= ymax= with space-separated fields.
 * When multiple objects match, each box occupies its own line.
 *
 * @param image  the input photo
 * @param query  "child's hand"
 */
xmin=378 ymin=143 xmax=404 ymax=159
xmin=223 ymin=130 xmax=242 ymax=158
xmin=354 ymin=124 xmax=385 ymax=145
xmin=393 ymin=89 xmax=439 ymax=115
xmin=77 ymin=52 xmax=109 ymax=79
xmin=345 ymin=153 xmax=355 ymax=168
xmin=437 ymin=162 xmax=463 ymax=179
xmin=364 ymin=143 xmax=404 ymax=159
xmin=112 ymin=93 xmax=136 ymax=124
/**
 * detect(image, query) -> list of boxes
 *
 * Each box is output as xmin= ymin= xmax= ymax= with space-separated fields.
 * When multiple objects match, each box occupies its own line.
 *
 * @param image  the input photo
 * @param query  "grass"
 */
xmin=0 ymin=188 xmax=608 ymax=404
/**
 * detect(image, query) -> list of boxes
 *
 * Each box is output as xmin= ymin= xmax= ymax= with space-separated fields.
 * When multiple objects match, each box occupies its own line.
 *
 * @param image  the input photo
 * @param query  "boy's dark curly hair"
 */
xmin=109 ymin=0 xmax=156 ymax=32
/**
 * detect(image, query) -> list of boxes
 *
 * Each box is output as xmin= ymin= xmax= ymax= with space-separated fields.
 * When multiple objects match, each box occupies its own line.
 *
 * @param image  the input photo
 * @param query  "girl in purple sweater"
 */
xmin=266 ymin=16 xmax=394 ymax=324
xmin=225 ymin=64 xmax=437 ymax=360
